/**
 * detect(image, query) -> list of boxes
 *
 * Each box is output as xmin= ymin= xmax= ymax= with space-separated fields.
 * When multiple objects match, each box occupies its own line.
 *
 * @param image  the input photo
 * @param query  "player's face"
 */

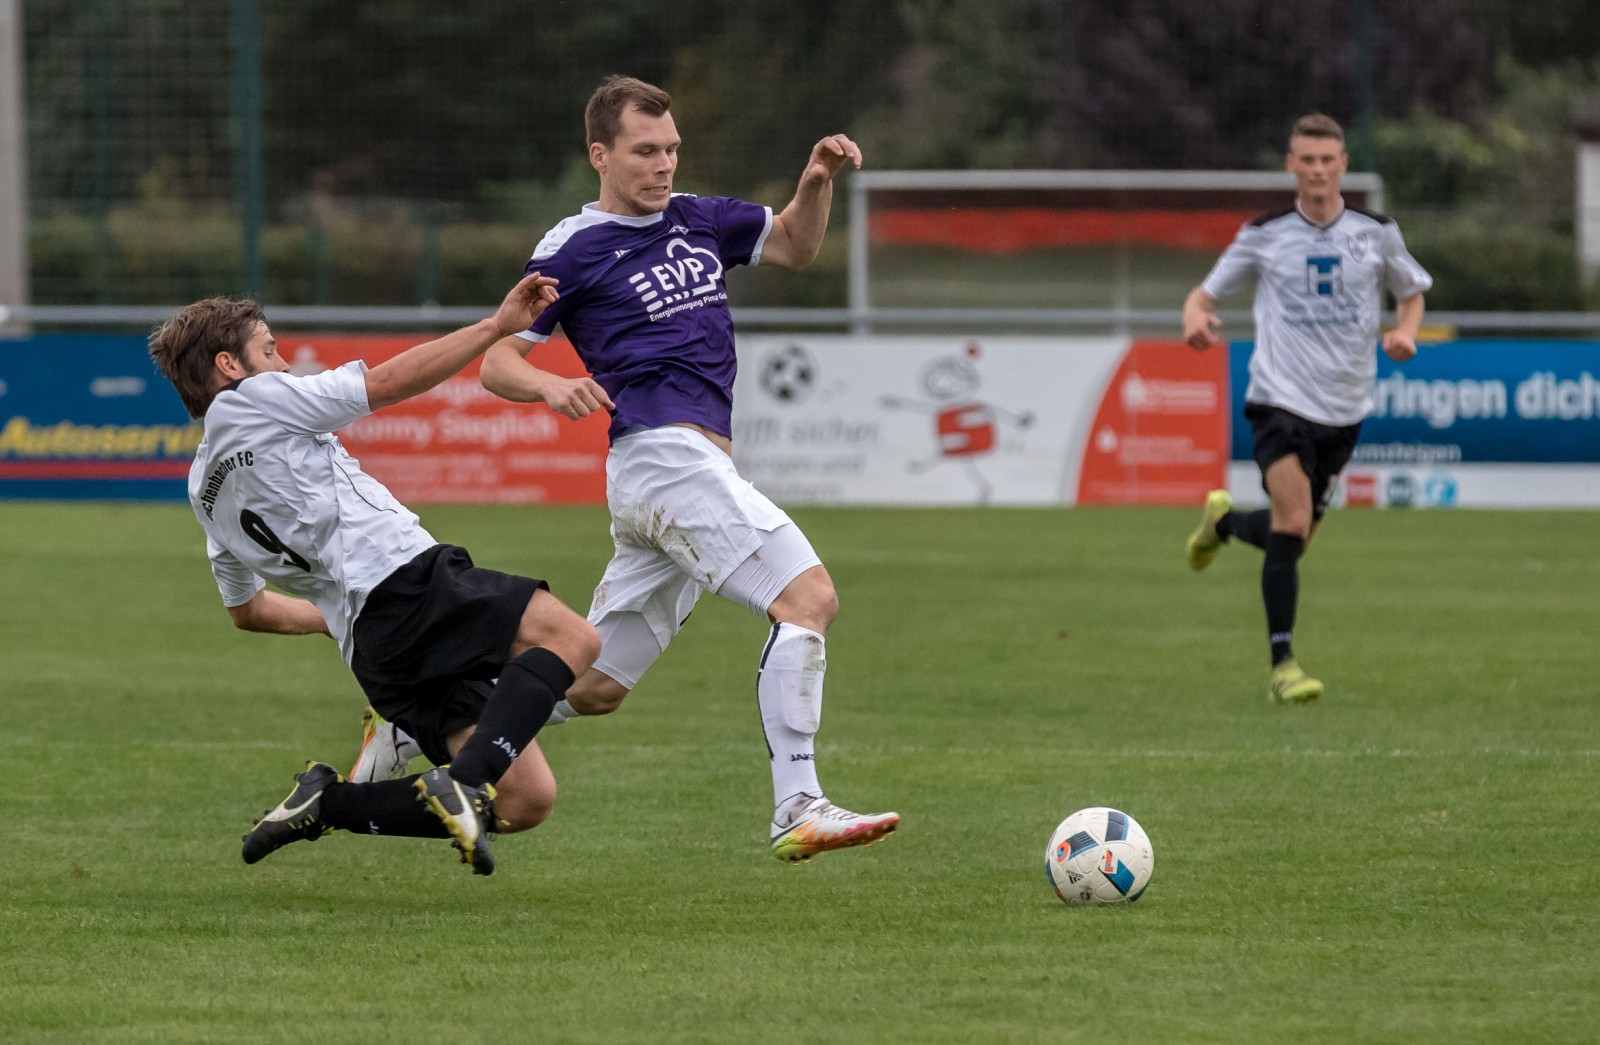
xmin=594 ymin=108 xmax=680 ymax=216
xmin=236 ymin=322 xmax=289 ymax=376
xmin=1286 ymin=135 xmax=1347 ymax=203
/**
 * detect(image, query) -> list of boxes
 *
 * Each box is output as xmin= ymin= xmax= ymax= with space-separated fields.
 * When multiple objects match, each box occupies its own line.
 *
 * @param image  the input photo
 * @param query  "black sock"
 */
xmin=448 ymin=647 xmax=575 ymax=789
xmin=1219 ymin=509 xmax=1271 ymax=550
xmin=318 ymin=778 xmax=449 ymax=838
xmin=1262 ymin=532 xmax=1304 ymax=666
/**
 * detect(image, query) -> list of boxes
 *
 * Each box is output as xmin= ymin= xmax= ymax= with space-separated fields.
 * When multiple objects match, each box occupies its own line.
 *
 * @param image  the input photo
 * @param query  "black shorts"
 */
xmin=1245 ymin=403 xmax=1361 ymax=521
xmin=350 ymin=544 xmax=543 ymax=766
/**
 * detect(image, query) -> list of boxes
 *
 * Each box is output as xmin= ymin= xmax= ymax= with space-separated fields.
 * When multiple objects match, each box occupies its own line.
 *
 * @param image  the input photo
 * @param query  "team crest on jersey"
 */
xmin=1305 ymin=256 xmax=1343 ymax=297
xmin=1346 ymin=230 xmax=1373 ymax=262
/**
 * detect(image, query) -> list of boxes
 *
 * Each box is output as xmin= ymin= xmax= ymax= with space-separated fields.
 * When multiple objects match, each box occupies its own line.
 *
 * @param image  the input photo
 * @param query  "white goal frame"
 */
xmin=845 ymin=169 xmax=1386 ymax=334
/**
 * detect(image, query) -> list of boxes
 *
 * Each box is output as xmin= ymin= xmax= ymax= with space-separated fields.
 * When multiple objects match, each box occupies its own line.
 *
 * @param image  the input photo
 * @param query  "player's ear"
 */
xmin=590 ymin=141 xmax=607 ymax=175
xmin=214 ymin=350 xmax=246 ymax=382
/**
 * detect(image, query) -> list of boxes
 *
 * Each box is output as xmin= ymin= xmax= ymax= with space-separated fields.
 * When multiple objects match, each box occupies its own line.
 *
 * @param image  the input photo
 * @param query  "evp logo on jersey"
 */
xmin=1306 ymin=256 xmax=1343 ymax=297
xmin=627 ymin=237 xmax=726 ymax=317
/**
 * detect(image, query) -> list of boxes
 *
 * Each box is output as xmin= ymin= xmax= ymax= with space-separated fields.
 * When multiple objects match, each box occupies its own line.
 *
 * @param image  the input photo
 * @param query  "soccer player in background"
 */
xmin=150 ymin=273 xmax=599 ymax=875
xmin=477 ymin=75 xmax=899 ymax=862
xmin=1180 ymin=113 xmax=1432 ymax=704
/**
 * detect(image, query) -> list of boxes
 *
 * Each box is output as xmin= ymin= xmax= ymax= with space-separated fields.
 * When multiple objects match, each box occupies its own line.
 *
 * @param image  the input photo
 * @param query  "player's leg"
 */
xmin=558 ymin=538 xmax=701 ymax=719
xmin=244 ymin=681 xmax=508 ymax=866
xmin=363 ymin=545 xmax=594 ymax=871
xmin=439 ymin=721 xmax=556 ymax=834
xmin=424 ymin=589 xmax=598 ymax=871
xmin=716 ymin=526 xmax=900 ymax=861
xmin=1261 ymin=452 xmax=1321 ymax=704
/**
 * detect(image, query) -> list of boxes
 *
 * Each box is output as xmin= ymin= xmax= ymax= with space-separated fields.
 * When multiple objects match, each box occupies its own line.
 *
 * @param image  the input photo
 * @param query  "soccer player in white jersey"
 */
xmin=1180 ymin=113 xmax=1433 ymax=704
xmin=474 ymin=75 xmax=898 ymax=862
xmin=149 ymin=274 xmax=601 ymax=875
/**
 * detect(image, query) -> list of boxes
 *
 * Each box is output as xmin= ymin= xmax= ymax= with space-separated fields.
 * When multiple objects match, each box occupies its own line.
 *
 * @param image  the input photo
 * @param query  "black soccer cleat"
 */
xmin=414 ymin=768 xmax=497 ymax=876
xmin=241 ymin=760 xmax=342 ymax=865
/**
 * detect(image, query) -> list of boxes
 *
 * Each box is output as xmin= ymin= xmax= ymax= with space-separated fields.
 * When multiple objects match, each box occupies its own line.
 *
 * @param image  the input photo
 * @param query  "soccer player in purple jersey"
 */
xmin=477 ymin=75 xmax=898 ymax=862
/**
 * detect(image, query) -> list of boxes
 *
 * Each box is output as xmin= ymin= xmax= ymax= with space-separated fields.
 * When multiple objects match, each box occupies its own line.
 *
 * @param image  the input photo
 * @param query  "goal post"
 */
xmin=846 ymin=169 xmax=1385 ymax=334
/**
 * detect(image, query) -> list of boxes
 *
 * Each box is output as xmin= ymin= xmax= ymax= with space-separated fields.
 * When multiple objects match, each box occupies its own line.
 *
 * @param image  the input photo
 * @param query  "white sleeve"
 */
xmin=208 ymin=534 xmax=265 ymax=608
xmin=237 ymin=361 xmax=372 ymax=436
xmin=1200 ymin=225 xmax=1262 ymax=301
xmin=1381 ymin=222 xmax=1433 ymax=299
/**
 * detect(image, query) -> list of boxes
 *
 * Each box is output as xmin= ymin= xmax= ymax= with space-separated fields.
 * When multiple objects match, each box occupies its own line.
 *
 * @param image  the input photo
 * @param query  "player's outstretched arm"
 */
xmin=1382 ymin=294 xmax=1425 ymax=362
xmin=762 ymin=134 xmax=863 ymax=271
xmin=362 ymin=273 xmax=558 ymax=411
xmin=1182 ymin=286 xmax=1223 ymax=350
xmin=480 ymin=336 xmax=614 ymax=421
xmin=226 ymin=589 xmax=332 ymax=636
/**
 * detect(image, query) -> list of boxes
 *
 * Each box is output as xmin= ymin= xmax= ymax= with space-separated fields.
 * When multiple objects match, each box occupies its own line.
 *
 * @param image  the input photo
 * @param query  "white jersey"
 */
xmin=188 ymin=362 xmax=437 ymax=664
xmin=1202 ymin=202 xmax=1433 ymax=426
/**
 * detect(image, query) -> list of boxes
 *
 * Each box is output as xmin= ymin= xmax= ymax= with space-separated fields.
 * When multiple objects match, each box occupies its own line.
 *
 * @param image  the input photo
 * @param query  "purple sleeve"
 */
xmin=523 ymin=247 xmax=580 ymax=340
xmin=701 ymin=196 xmax=774 ymax=267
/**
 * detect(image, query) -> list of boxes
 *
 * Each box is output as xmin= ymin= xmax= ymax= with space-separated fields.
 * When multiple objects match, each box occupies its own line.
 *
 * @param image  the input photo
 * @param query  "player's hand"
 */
xmin=1184 ymin=310 xmax=1222 ymax=350
xmin=540 ymin=375 xmax=614 ymax=421
xmin=491 ymin=272 xmax=560 ymax=335
xmin=1382 ymin=331 xmax=1418 ymax=363
xmin=801 ymin=134 xmax=862 ymax=187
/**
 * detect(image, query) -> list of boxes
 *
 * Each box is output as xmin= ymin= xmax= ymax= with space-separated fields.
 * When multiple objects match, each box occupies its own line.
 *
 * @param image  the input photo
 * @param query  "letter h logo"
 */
xmin=1306 ymin=256 xmax=1343 ymax=297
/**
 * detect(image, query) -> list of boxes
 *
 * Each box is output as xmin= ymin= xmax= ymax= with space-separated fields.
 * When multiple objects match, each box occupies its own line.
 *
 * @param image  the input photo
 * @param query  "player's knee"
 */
xmin=565 ymin=618 xmax=603 ymax=676
xmin=1277 ymin=512 xmax=1313 ymax=539
xmin=568 ymin=671 xmax=629 ymax=716
xmin=772 ymin=572 xmax=838 ymax=632
xmin=492 ymin=785 xmax=555 ymax=834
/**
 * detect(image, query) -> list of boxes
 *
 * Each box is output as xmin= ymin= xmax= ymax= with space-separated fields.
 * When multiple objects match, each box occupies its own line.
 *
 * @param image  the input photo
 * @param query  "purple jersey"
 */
xmin=516 ymin=194 xmax=773 ymax=442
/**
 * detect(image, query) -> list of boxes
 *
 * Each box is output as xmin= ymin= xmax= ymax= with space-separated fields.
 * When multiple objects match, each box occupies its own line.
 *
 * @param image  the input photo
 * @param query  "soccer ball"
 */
xmin=1045 ymin=807 xmax=1154 ymax=906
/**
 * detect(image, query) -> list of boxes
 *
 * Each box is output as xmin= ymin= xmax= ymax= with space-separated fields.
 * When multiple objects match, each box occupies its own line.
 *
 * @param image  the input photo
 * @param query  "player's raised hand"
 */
xmin=1381 ymin=330 xmax=1418 ymax=363
xmin=491 ymin=272 xmax=561 ymax=335
xmin=801 ymin=134 xmax=863 ymax=187
xmin=540 ymin=375 xmax=615 ymax=421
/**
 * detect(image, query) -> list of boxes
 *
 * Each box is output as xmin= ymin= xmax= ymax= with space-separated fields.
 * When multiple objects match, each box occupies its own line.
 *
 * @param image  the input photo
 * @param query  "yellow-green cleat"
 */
xmin=1186 ymin=489 xmax=1234 ymax=571
xmin=1269 ymin=658 xmax=1323 ymax=704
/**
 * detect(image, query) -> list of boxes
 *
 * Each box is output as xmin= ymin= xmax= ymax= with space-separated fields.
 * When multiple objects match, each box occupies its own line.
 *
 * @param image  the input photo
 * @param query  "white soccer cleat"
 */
xmin=349 ymin=706 xmax=423 ymax=783
xmin=770 ymin=794 xmax=900 ymax=863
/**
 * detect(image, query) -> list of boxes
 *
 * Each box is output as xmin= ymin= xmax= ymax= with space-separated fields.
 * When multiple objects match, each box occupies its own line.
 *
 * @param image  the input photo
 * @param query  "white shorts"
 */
xmin=588 ymin=426 xmax=821 ymax=689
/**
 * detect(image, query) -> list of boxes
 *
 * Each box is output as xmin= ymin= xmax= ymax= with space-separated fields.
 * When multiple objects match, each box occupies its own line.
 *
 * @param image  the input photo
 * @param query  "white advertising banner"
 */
xmin=731 ymin=335 xmax=1127 ymax=506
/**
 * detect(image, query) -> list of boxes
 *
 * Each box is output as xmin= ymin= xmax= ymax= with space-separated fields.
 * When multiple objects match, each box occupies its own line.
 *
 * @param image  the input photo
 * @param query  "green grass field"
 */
xmin=2 ymin=501 xmax=1595 ymax=1043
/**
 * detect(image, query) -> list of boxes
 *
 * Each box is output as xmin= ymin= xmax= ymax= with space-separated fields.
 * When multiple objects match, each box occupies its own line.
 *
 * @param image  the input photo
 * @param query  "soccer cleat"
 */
xmin=241 ymin=761 xmax=341 ymax=864
xmin=349 ymin=706 xmax=423 ymax=783
xmin=1186 ymin=488 xmax=1234 ymax=571
xmin=414 ymin=768 xmax=498 ymax=876
xmin=770 ymin=795 xmax=900 ymax=863
xmin=1269 ymin=658 xmax=1324 ymax=704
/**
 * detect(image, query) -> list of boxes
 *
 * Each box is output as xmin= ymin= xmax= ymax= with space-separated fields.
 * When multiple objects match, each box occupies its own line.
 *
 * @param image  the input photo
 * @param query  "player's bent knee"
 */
xmin=567 ymin=670 xmax=629 ymax=715
xmin=770 ymin=568 xmax=839 ymax=631
xmin=492 ymin=789 xmax=555 ymax=833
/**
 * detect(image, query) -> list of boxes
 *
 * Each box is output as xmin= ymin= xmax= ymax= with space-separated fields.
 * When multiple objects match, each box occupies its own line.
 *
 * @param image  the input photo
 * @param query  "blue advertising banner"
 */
xmin=0 ymin=335 xmax=200 ymax=500
xmin=1228 ymin=339 xmax=1600 ymax=464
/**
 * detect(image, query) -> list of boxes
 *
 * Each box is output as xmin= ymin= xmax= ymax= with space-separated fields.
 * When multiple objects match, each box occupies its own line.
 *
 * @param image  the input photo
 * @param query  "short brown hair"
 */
xmin=1290 ymin=113 xmax=1344 ymax=147
xmin=585 ymin=75 xmax=672 ymax=148
xmin=148 ymin=297 xmax=265 ymax=418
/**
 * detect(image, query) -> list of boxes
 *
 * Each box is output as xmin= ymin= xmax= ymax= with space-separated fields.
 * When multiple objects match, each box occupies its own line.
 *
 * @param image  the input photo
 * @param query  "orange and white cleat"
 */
xmin=350 ymin=706 xmax=423 ymax=783
xmin=770 ymin=794 xmax=899 ymax=863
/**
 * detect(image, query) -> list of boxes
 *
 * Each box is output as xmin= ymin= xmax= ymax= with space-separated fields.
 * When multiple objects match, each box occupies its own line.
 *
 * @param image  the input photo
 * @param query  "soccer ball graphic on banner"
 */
xmin=1045 ymin=807 xmax=1154 ymax=906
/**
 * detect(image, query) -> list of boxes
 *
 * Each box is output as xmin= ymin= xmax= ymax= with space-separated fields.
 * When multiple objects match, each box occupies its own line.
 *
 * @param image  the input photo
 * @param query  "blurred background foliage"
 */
xmin=20 ymin=0 xmax=1600 ymax=309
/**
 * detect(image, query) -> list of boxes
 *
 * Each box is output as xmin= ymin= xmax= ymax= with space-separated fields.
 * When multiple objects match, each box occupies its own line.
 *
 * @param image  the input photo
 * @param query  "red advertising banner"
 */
xmin=280 ymin=334 xmax=608 ymax=504
xmin=1075 ymin=340 xmax=1229 ymax=505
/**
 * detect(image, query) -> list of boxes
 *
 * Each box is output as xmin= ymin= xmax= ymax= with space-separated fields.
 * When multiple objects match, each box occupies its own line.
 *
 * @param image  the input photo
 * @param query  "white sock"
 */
xmin=758 ymin=622 xmax=825 ymax=812
xmin=545 ymin=698 xmax=577 ymax=726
